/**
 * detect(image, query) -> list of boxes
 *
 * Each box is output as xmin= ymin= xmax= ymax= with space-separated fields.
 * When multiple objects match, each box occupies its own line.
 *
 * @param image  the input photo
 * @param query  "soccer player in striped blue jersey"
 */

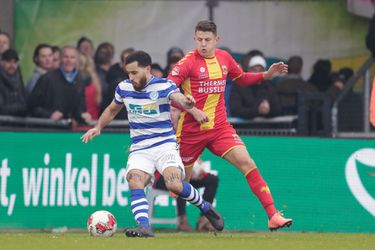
xmin=81 ymin=51 xmax=224 ymax=237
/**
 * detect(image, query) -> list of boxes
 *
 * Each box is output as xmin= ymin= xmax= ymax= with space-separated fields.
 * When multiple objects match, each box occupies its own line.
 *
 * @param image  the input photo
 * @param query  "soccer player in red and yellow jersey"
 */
xmin=168 ymin=20 xmax=292 ymax=231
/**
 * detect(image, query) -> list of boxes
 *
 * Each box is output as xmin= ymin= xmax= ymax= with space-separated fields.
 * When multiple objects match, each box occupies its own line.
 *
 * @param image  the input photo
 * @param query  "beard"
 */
xmin=132 ymin=75 xmax=148 ymax=91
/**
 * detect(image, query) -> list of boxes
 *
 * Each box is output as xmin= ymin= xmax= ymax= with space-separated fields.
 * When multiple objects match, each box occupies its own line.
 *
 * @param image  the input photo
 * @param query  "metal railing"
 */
xmin=331 ymin=56 xmax=375 ymax=138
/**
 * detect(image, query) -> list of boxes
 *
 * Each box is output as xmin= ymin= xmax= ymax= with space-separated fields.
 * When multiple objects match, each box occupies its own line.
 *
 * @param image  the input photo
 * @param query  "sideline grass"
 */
xmin=1 ymin=231 xmax=374 ymax=250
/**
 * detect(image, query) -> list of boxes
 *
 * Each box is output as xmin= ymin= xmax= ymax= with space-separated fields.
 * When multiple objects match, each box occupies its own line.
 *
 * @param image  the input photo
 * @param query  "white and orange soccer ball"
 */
xmin=87 ymin=210 xmax=117 ymax=237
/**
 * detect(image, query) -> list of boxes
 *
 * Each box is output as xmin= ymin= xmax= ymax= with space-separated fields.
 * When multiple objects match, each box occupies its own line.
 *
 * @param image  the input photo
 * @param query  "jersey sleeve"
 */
xmin=165 ymin=80 xmax=181 ymax=101
xmin=167 ymin=54 xmax=192 ymax=86
xmin=114 ymin=84 xmax=124 ymax=104
xmin=226 ymin=51 xmax=264 ymax=86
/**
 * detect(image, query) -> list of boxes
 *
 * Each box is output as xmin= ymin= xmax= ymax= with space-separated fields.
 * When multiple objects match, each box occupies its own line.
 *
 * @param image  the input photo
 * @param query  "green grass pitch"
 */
xmin=1 ymin=231 xmax=374 ymax=250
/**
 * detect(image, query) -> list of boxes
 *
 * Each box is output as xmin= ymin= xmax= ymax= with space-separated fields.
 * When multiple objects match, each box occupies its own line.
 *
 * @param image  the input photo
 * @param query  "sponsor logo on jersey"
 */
xmin=128 ymin=103 xmax=158 ymax=115
xmin=181 ymin=156 xmax=194 ymax=163
xmin=345 ymin=148 xmax=375 ymax=216
xmin=222 ymin=65 xmax=228 ymax=75
xmin=171 ymin=66 xmax=180 ymax=76
xmin=200 ymin=67 xmax=206 ymax=73
xmin=149 ymin=91 xmax=159 ymax=100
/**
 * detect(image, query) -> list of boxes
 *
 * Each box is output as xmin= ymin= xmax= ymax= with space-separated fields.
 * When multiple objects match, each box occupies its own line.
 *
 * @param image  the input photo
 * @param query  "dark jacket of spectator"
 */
xmin=230 ymin=80 xmax=281 ymax=119
xmin=276 ymin=74 xmax=318 ymax=115
xmin=0 ymin=66 xmax=27 ymax=116
xmin=28 ymin=69 xmax=87 ymax=121
xmin=105 ymin=62 xmax=128 ymax=119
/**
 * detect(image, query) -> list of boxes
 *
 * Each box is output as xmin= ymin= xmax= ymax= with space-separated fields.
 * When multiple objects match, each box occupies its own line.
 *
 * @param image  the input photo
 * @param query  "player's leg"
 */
xmin=177 ymin=131 xmax=208 ymax=182
xmin=154 ymin=175 xmax=192 ymax=231
xmin=223 ymin=146 xmax=292 ymax=231
xmin=208 ymin=127 xmax=292 ymax=231
xmin=191 ymin=174 xmax=219 ymax=231
xmin=124 ymin=152 xmax=155 ymax=237
xmin=162 ymin=166 xmax=224 ymax=231
xmin=156 ymin=143 xmax=223 ymax=231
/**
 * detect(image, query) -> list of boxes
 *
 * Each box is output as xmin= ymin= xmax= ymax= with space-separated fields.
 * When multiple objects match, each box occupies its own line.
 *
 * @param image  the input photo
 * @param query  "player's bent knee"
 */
xmin=126 ymin=170 xmax=147 ymax=189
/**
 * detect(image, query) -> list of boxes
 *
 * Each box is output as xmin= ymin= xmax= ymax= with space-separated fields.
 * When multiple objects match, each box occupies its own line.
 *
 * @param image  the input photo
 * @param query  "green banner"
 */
xmin=0 ymin=132 xmax=374 ymax=232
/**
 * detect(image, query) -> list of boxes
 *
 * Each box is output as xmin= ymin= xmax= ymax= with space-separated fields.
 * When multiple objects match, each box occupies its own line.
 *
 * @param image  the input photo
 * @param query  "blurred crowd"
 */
xmin=0 ymin=31 xmax=362 ymax=132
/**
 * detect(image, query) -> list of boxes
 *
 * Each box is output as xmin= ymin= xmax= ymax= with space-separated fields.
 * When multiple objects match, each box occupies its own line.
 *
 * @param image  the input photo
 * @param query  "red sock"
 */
xmin=246 ymin=168 xmax=277 ymax=219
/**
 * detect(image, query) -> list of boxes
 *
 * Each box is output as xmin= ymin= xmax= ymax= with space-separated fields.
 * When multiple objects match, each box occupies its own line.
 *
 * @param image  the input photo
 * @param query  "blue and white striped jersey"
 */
xmin=114 ymin=76 xmax=180 ymax=152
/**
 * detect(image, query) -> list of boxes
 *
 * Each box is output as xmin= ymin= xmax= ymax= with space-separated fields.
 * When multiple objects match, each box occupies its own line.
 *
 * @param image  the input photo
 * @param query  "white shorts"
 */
xmin=126 ymin=142 xmax=185 ymax=178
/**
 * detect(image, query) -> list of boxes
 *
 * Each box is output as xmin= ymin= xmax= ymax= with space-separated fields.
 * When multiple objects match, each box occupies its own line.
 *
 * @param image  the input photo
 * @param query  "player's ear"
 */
xmin=145 ymin=65 xmax=151 ymax=73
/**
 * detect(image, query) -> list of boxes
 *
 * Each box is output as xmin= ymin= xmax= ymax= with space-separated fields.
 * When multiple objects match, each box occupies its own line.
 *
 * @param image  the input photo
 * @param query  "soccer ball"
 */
xmin=87 ymin=210 xmax=117 ymax=237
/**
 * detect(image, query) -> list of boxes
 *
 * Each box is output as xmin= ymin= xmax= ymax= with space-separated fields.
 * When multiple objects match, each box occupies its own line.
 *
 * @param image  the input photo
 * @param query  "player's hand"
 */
xmin=81 ymin=127 xmax=101 ymax=143
xmin=263 ymin=62 xmax=288 ymax=80
xmin=184 ymin=95 xmax=195 ymax=109
xmin=189 ymin=108 xmax=209 ymax=124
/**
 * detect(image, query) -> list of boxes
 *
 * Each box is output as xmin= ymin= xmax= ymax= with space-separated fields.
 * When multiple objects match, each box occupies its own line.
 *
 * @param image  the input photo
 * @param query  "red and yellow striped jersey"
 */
xmin=168 ymin=49 xmax=264 ymax=133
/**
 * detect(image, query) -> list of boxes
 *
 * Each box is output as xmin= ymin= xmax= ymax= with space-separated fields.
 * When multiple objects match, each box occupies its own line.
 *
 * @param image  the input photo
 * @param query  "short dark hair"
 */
xmin=51 ymin=46 xmax=61 ymax=54
xmin=195 ymin=20 xmax=217 ymax=35
xmin=120 ymin=47 xmax=135 ymax=63
xmin=125 ymin=50 xmax=152 ymax=67
xmin=77 ymin=36 xmax=93 ymax=49
xmin=33 ymin=44 xmax=52 ymax=65
xmin=94 ymin=42 xmax=114 ymax=65
xmin=287 ymin=56 xmax=303 ymax=74
xmin=1 ymin=49 xmax=19 ymax=61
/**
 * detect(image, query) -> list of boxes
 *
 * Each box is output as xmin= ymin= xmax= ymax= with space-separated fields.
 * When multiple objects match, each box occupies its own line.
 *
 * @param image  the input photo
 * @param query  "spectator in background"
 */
xmin=51 ymin=46 xmax=62 ymax=69
xmin=331 ymin=67 xmax=363 ymax=132
xmin=79 ymin=53 xmax=101 ymax=120
xmin=151 ymin=63 xmax=164 ymax=78
xmin=240 ymin=49 xmax=264 ymax=71
xmin=230 ymin=55 xmax=281 ymax=118
xmin=165 ymin=47 xmax=184 ymax=76
xmin=166 ymin=47 xmax=184 ymax=64
xmin=275 ymin=56 xmax=317 ymax=115
xmin=0 ymin=32 xmax=11 ymax=57
xmin=308 ymin=59 xmax=332 ymax=92
xmin=104 ymin=47 xmax=134 ymax=119
xmin=326 ymin=67 xmax=354 ymax=102
xmin=77 ymin=36 xmax=94 ymax=58
xmin=26 ymin=44 xmax=54 ymax=96
xmin=164 ymin=55 xmax=182 ymax=76
xmin=94 ymin=42 xmax=114 ymax=111
xmin=28 ymin=46 xmax=91 ymax=123
xmin=0 ymin=49 xmax=27 ymax=116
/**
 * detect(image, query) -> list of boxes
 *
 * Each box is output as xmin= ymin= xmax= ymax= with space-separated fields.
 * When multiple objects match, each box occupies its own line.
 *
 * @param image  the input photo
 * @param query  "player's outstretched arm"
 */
xmin=81 ymin=101 xmax=123 ymax=143
xmin=263 ymin=62 xmax=288 ymax=80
